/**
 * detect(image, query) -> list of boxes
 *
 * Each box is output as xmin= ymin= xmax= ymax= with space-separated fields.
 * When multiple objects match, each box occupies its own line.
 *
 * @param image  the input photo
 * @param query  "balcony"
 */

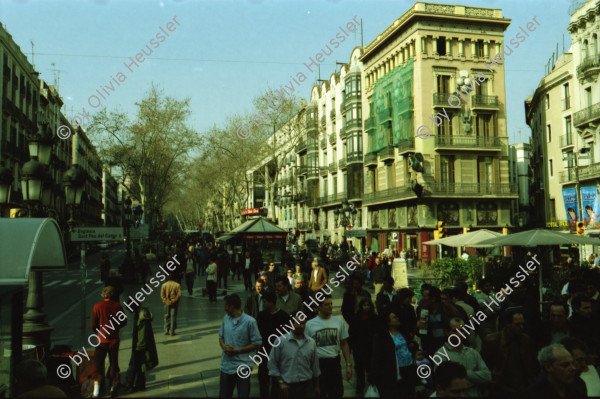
xmin=427 ymin=182 xmax=518 ymax=196
xmin=365 ymin=117 xmax=376 ymax=134
xmin=329 ymin=132 xmax=337 ymax=145
xmin=329 ymin=161 xmax=338 ymax=173
xmin=320 ymin=166 xmax=329 ymax=176
xmin=339 ymin=158 xmax=347 ymax=169
xmin=320 ymin=116 xmax=326 ymax=128
xmin=342 ymin=92 xmax=361 ymax=109
xmin=363 ymin=184 xmax=414 ymax=205
xmin=471 ymin=95 xmax=499 ymax=108
xmin=433 ymin=92 xmax=451 ymax=108
xmin=377 ymin=107 xmax=392 ymax=123
xmin=434 ymin=135 xmax=505 ymax=150
xmin=364 ymin=152 xmax=378 ymax=167
xmin=306 ymin=119 xmax=318 ymax=133
xmin=330 ymin=109 xmax=336 ymax=120
xmin=379 ymin=145 xmax=395 ymax=162
xmin=320 ymin=137 xmax=327 ymax=149
xmin=559 ymin=169 xmax=576 ymax=184
xmin=346 ymin=118 xmax=362 ymax=130
xmin=577 ymin=55 xmax=600 ymax=80
xmin=560 ymin=134 xmax=574 ymax=148
xmin=397 ymin=138 xmax=415 ymax=154
xmin=319 ymin=192 xmax=344 ymax=207
xmin=295 ymin=141 xmax=307 ymax=153
xmin=347 ymin=152 xmax=363 ymax=164
xmin=574 ymin=102 xmax=600 ymax=128
xmin=340 ymin=126 xmax=347 ymax=139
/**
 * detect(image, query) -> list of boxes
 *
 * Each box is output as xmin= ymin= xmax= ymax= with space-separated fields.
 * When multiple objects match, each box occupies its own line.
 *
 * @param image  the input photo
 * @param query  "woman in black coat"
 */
xmin=368 ymin=309 xmax=416 ymax=398
xmin=348 ymin=298 xmax=378 ymax=395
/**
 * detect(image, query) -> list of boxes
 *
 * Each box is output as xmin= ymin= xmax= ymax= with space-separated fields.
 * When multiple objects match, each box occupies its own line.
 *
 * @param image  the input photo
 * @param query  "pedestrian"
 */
xmin=274 ymin=275 xmax=303 ymax=315
xmin=105 ymin=270 xmax=124 ymax=301
xmin=348 ymin=298 xmax=377 ymax=395
xmin=341 ymin=275 xmax=372 ymax=324
xmin=432 ymin=361 xmax=468 ymax=397
xmin=206 ymin=254 xmax=218 ymax=303
xmin=100 ymin=253 xmax=110 ymax=283
xmin=268 ymin=313 xmax=321 ymax=398
xmin=244 ymin=280 xmax=265 ymax=319
xmin=219 ymin=294 xmax=262 ymax=398
xmin=307 ymin=258 xmax=327 ymax=294
xmin=369 ymin=309 xmax=417 ymax=398
xmin=304 ymin=295 xmax=352 ymax=398
xmin=124 ymin=306 xmax=158 ymax=393
xmin=139 ymin=256 xmax=150 ymax=285
xmin=14 ymin=359 xmax=67 ymax=398
xmin=522 ymin=343 xmax=586 ymax=398
xmin=256 ymin=291 xmax=289 ymax=398
xmin=160 ymin=274 xmax=181 ymax=336
xmin=372 ymin=257 xmax=390 ymax=296
xmin=243 ymin=251 xmax=253 ymax=291
xmin=185 ymin=251 xmax=195 ymax=295
xmin=286 ymin=269 xmax=294 ymax=286
xmin=264 ymin=260 xmax=278 ymax=292
xmin=90 ymin=286 xmax=127 ymax=396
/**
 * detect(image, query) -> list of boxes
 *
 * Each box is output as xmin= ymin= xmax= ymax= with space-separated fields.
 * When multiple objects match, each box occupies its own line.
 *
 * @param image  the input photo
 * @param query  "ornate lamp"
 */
xmin=20 ymin=159 xmax=46 ymax=203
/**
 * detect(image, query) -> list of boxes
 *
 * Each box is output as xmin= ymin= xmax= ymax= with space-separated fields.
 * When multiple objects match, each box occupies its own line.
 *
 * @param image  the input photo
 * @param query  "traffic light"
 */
xmin=463 ymin=227 xmax=470 ymax=234
xmin=502 ymin=227 xmax=509 ymax=235
xmin=437 ymin=221 xmax=447 ymax=238
xmin=433 ymin=230 xmax=440 ymax=240
xmin=577 ymin=221 xmax=585 ymax=236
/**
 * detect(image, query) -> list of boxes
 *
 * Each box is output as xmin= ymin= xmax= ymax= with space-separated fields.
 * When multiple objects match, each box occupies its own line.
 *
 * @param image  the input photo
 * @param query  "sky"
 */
xmin=1 ymin=0 xmax=576 ymax=145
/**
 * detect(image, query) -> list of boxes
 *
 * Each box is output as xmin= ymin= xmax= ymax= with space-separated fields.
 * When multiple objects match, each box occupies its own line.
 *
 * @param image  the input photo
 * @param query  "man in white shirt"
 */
xmin=305 ymin=296 xmax=352 ymax=398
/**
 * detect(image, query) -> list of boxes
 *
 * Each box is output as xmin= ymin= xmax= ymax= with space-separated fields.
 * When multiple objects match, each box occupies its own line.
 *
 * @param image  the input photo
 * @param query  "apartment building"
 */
xmin=525 ymin=51 xmax=576 ymax=230
xmin=525 ymin=0 xmax=600 ymax=234
xmin=360 ymin=3 xmax=515 ymax=260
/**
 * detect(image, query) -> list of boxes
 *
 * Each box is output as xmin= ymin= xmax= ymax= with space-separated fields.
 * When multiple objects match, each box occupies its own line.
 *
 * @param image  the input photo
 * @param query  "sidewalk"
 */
xmin=116 ymin=273 xmax=360 ymax=398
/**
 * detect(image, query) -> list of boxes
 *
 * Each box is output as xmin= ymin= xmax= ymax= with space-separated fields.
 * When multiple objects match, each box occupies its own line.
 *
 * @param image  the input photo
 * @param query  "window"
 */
xmin=477 ymin=156 xmax=493 ymax=184
xmin=549 ymin=159 xmax=553 ymax=177
xmin=387 ymin=163 xmax=396 ymax=188
xmin=369 ymin=169 xmax=377 ymax=192
xmin=323 ymin=177 xmax=328 ymax=197
xmin=437 ymin=113 xmax=453 ymax=136
xmin=437 ymin=75 xmax=450 ymax=93
xmin=475 ymin=79 xmax=488 ymax=95
xmin=563 ymin=83 xmax=571 ymax=110
xmin=440 ymin=156 xmax=455 ymax=184
xmin=333 ymin=176 xmax=337 ymax=194
xmin=545 ymin=94 xmax=550 ymax=110
xmin=436 ymin=37 xmax=446 ymax=56
xmin=547 ymin=124 xmax=551 ymax=142
xmin=565 ymin=116 xmax=572 ymax=145
xmin=476 ymin=114 xmax=494 ymax=137
xmin=344 ymin=172 xmax=347 ymax=193
xmin=586 ymin=87 xmax=592 ymax=107
xmin=476 ymin=40 xmax=484 ymax=58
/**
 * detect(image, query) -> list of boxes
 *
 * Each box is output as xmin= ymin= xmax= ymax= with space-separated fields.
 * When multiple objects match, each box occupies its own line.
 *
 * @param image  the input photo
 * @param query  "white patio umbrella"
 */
xmin=424 ymin=229 xmax=504 ymax=247
xmin=477 ymin=229 xmax=600 ymax=312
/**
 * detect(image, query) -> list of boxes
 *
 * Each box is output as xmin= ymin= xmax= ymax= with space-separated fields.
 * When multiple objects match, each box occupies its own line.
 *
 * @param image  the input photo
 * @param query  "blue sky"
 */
xmin=1 ymin=0 xmax=574 ymax=144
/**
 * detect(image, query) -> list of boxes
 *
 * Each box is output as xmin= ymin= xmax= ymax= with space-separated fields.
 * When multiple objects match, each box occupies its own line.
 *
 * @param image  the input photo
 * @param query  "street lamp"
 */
xmin=334 ymin=199 xmax=357 ymax=247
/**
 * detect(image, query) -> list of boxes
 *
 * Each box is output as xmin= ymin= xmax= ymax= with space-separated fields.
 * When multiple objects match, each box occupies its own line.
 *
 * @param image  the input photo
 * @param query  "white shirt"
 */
xmin=581 ymin=366 xmax=600 ymax=397
xmin=313 ymin=269 xmax=318 ymax=281
xmin=206 ymin=262 xmax=217 ymax=282
xmin=245 ymin=258 xmax=251 ymax=270
xmin=305 ymin=316 xmax=349 ymax=359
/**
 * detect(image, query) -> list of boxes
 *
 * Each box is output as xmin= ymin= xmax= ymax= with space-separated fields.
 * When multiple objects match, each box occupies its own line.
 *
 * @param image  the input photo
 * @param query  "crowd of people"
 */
xmin=12 ymin=234 xmax=600 ymax=398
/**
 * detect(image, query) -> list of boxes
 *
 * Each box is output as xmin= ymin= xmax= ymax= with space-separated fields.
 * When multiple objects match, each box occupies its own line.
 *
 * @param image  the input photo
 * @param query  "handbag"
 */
xmin=364 ymin=385 xmax=379 ymax=398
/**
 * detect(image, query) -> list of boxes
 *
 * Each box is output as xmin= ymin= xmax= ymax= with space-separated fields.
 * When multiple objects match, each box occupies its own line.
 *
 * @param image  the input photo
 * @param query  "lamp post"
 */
xmin=64 ymin=165 xmax=86 ymax=329
xmin=334 ymin=198 xmax=357 ymax=248
xmin=121 ymin=198 xmax=135 ymax=281
xmin=21 ymin=111 xmax=55 ymax=349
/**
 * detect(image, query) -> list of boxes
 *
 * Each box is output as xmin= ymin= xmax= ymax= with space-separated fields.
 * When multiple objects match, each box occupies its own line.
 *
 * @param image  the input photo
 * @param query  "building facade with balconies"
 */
xmin=360 ymin=2 xmax=515 ymax=260
xmin=525 ymin=51 xmax=576 ymax=230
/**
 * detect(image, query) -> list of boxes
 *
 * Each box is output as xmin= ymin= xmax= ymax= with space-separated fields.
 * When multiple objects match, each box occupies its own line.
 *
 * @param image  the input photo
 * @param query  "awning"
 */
xmin=0 ymin=218 xmax=67 ymax=285
xmin=243 ymin=234 xmax=286 ymax=239
xmin=216 ymin=234 xmax=236 ymax=242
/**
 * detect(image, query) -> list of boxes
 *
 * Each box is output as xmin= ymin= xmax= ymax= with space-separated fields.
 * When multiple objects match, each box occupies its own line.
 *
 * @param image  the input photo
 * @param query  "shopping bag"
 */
xmin=364 ymin=385 xmax=379 ymax=398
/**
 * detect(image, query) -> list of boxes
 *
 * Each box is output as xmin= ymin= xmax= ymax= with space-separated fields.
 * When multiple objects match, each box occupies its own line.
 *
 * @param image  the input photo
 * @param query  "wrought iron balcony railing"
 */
xmin=434 ymin=135 xmax=505 ymax=148
xmin=471 ymin=95 xmax=499 ymax=107
xmin=574 ymin=102 xmax=600 ymax=127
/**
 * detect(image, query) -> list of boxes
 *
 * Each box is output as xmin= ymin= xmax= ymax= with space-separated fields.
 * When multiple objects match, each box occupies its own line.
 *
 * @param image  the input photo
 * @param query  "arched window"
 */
xmin=593 ymin=34 xmax=598 ymax=58
xmin=583 ymin=39 xmax=589 ymax=62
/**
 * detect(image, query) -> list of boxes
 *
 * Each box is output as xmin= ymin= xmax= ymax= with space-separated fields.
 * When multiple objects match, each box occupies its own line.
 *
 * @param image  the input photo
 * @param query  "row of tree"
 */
xmin=85 ymin=84 xmax=308 ymax=234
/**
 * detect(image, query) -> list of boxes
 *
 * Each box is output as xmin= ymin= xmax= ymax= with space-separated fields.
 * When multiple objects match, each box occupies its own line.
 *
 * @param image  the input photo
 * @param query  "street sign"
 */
xmin=71 ymin=227 xmax=124 ymax=242
xmin=130 ymin=224 xmax=150 ymax=240
xmin=345 ymin=229 xmax=367 ymax=238
xmin=391 ymin=232 xmax=399 ymax=242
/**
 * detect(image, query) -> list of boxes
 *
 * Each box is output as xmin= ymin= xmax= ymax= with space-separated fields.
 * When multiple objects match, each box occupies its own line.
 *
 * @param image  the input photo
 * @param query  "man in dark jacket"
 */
xmin=244 ymin=280 xmax=265 ymax=320
xmin=569 ymin=292 xmax=600 ymax=355
xmin=481 ymin=309 xmax=538 ymax=396
xmin=375 ymin=276 xmax=399 ymax=316
xmin=125 ymin=307 xmax=158 ymax=392
xmin=341 ymin=275 xmax=372 ymax=324
xmin=256 ymin=291 xmax=289 ymax=398
xmin=521 ymin=343 xmax=586 ymax=398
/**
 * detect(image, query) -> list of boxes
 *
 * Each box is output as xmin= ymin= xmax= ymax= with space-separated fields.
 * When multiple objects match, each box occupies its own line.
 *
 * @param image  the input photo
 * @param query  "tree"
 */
xmin=87 ymin=84 xmax=199 ymax=230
